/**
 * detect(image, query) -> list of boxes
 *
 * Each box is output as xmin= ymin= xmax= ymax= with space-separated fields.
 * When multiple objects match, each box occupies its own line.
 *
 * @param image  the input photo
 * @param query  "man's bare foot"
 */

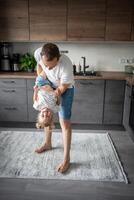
xmin=35 ymin=143 xmax=52 ymax=153
xmin=57 ymin=160 xmax=70 ymax=173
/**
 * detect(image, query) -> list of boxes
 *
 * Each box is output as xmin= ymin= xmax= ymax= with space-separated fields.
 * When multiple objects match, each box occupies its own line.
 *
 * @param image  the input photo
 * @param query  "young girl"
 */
xmin=33 ymin=75 xmax=60 ymax=152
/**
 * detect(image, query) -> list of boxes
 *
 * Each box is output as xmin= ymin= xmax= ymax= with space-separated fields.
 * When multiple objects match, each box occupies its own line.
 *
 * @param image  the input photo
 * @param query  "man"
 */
xmin=34 ymin=43 xmax=74 ymax=173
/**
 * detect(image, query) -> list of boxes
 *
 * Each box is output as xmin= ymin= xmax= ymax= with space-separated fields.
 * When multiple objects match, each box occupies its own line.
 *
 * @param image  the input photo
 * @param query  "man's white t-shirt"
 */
xmin=34 ymin=47 xmax=74 ymax=88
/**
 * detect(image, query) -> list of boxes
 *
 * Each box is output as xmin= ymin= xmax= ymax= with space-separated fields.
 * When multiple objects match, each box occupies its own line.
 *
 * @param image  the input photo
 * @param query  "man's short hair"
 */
xmin=41 ymin=43 xmax=60 ymax=61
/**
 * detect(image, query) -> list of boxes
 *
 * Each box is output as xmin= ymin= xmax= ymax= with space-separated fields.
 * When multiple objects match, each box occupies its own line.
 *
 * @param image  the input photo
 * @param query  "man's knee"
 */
xmin=59 ymin=119 xmax=71 ymax=130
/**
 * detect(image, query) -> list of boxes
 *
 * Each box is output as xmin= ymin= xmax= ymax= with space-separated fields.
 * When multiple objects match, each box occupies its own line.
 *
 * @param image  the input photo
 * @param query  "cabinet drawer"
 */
xmin=0 ymin=87 xmax=27 ymax=105
xmin=0 ymin=105 xmax=27 ymax=121
xmin=0 ymin=79 xmax=26 ymax=88
xmin=74 ymin=80 xmax=104 ymax=103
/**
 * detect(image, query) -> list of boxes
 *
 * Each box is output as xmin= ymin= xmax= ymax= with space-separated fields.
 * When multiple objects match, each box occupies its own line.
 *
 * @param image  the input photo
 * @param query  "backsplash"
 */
xmin=8 ymin=42 xmax=134 ymax=72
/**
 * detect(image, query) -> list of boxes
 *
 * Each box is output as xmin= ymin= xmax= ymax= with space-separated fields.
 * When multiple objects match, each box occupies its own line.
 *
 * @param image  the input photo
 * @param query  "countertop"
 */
xmin=0 ymin=71 xmax=134 ymax=86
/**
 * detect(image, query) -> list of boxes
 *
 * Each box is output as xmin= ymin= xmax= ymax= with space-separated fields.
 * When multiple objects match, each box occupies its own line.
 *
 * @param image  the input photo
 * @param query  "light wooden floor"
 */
xmin=0 ymin=128 xmax=134 ymax=200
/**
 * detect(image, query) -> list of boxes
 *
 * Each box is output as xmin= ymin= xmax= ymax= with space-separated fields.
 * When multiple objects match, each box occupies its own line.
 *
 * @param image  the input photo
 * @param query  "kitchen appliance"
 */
xmin=129 ymin=85 xmax=134 ymax=131
xmin=0 ymin=42 xmax=11 ymax=71
xmin=12 ymin=53 xmax=20 ymax=71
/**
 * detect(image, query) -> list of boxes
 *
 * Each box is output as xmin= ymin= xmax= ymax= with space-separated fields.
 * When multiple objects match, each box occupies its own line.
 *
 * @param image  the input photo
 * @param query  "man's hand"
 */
xmin=55 ymin=83 xmax=71 ymax=97
xmin=54 ymin=87 xmax=62 ymax=97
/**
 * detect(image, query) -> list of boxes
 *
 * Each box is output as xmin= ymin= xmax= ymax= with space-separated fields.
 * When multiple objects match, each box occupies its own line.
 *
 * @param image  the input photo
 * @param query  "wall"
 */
xmin=10 ymin=42 xmax=134 ymax=72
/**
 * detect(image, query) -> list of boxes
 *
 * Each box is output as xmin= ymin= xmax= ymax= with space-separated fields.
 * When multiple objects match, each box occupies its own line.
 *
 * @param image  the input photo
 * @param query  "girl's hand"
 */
xmin=33 ymin=85 xmax=39 ymax=91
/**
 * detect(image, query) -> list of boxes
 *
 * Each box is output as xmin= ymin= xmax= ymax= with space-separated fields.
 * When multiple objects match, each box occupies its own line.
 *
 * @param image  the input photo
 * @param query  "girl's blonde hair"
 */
xmin=36 ymin=112 xmax=54 ymax=130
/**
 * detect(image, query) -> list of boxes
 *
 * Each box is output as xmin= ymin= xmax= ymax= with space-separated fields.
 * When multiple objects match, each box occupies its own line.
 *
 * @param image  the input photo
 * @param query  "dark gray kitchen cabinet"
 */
xmin=103 ymin=80 xmax=125 ymax=124
xmin=0 ymin=79 xmax=28 ymax=121
xmin=123 ymin=83 xmax=131 ymax=128
xmin=71 ymin=80 xmax=104 ymax=124
xmin=0 ymin=0 xmax=29 ymax=41
xmin=123 ymin=82 xmax=134 ymax=139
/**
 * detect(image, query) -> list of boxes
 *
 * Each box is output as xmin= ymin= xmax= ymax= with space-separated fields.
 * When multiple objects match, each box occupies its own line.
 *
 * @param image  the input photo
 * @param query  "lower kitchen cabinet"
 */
xmin=0 ymin=78 xmax=28 ymax=122
xmin=71 ymin=80 xmax=104 ymax=124
xmin=0 ymin=78 xmax=126 ymax=126
xmin=123 ymin=83 xmax=131 ymax=128
xmin=103 ymin=80 xmax=125 ymax=124
xmin=0 ymin=105 xmax=27 ymax=122
xmin=123 ymin=82 xmax=134 ymax=139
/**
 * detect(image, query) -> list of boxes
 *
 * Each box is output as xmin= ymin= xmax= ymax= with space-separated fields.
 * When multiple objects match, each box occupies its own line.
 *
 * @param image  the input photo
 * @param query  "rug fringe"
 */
xmin=106 ymin=132 xmax=129 ymax=184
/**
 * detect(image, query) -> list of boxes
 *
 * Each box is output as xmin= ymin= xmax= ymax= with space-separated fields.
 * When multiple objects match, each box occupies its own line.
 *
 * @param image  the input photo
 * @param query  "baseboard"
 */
xmin=0 ymin=122 xmax=125 ymax=131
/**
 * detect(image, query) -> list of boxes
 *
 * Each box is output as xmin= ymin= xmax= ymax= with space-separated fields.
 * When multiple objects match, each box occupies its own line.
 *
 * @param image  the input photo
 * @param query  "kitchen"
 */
xmin=0 ymin=0 xmax=134 ymax=200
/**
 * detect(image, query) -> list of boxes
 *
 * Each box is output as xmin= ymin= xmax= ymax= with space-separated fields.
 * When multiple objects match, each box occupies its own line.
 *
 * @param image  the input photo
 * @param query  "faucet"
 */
xmin=81 ymin=56 xmax=89 ymax=75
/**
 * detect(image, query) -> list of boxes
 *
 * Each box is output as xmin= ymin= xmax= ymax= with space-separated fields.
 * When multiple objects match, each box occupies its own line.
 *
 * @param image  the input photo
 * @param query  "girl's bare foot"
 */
xmin=35 ymin=143 xmax=52 ymax=153
xmin=57 ymin=160 xmax=70 ymax=173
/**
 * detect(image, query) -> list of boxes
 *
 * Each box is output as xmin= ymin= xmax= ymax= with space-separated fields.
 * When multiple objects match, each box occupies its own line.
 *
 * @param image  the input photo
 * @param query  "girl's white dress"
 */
xmin=33 ymin=89 xmax=59 ymax=113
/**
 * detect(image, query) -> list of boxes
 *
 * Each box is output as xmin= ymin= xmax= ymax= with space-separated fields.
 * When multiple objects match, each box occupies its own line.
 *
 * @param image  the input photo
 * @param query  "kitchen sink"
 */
xmin=75 ymin=71 xmax=102 ymax=77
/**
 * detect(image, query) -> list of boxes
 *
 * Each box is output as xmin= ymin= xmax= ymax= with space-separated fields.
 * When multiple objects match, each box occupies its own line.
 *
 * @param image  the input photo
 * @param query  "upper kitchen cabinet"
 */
xmin=105 ymin=0 xmax=133 ymax=41
xmin=131 ymin=3 xmax=134 ymax=40
xmin=29 ymin=0 xmax=67 ymax=41
xmin=67 ymin=0 xmax=106 ymax=41
xmin=0 ymin=0 xmax=29 ymax=41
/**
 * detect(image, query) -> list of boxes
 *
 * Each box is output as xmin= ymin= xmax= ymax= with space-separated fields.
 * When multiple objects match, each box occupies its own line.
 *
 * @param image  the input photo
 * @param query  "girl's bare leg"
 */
xmin=35 ymin=127 xmax=52 ymax=153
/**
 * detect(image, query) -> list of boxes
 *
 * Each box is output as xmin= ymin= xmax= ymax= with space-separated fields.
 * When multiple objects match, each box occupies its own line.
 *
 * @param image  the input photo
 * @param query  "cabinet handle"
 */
xmin=79 ymin=82 xmax=93 ymax=85
xmin=2 ymin=89 xmax=16 ymax=93
xmin=2 ymin=80 xmax=15 ymax=84
xmin=4 ymin=107 xmax=17 ymax=111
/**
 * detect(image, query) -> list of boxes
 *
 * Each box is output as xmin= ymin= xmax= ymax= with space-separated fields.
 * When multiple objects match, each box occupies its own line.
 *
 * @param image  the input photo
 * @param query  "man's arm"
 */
xmin=37 ymin=63 xmax=43 ymax=76
xmin=37 ymin=63 xmax=47 ymax=79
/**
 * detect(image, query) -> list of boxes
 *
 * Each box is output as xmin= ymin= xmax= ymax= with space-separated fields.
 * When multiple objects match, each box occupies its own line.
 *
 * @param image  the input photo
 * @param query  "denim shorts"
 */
xmin=59 ymin=86 xmax=74 ymax=120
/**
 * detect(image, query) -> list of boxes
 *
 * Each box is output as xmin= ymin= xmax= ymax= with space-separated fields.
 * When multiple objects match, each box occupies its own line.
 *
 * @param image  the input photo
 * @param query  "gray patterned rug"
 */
xmin=0 ymin=131 xmax=128 ymax=183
